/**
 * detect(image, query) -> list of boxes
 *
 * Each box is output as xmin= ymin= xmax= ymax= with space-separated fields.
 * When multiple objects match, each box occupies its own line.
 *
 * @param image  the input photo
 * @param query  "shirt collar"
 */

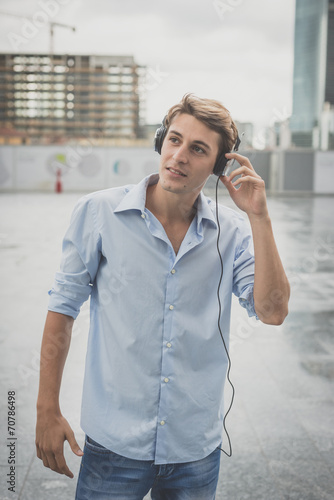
xmin=114 ymin=173 xmax=217 ymax=229
xmin=114 ymin=174 xmax=159 ymax=214
xmin=195 ymin=191 xmax=218 ymax=230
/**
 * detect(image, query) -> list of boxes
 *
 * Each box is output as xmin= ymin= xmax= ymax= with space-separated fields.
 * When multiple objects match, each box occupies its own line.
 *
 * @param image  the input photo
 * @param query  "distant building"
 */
xmin=265 ymin=120 xmax=291 ymax=150
xmin=0 ymin=53 xmax=146 ymax=144
xmin=234 ymin=121 xmax=254 ymax=149
xmin=290 ymin=0 xmax=334 ymax=149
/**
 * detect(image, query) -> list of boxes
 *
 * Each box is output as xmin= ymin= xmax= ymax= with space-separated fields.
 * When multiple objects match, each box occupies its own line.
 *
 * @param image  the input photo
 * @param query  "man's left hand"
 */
xmin=220 ymin=153 xmax=268 ymax=219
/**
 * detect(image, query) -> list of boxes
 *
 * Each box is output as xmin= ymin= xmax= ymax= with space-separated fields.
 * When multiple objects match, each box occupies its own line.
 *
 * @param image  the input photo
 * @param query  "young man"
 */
xmin=36 ymin=94 xmax=290 ymax=499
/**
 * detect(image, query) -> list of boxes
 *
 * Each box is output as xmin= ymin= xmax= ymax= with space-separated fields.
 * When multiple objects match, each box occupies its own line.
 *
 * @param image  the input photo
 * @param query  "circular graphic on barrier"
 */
xmin=113 ymin=159 xmax=131 ymax=176
xmin=47 ymin=152 xmax=102 ymax=178
xmin=78 ymin=154 xmax=102 ymax=177
xmin=47 ymin=153 xmax=71 ymax=176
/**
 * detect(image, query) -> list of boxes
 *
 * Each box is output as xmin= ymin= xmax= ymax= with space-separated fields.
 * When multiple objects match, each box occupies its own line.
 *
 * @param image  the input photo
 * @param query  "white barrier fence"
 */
xmin=0 ymin=146 xmax=334 ymax=193
xmin=0 ymin=146 xmax=159 ymax=192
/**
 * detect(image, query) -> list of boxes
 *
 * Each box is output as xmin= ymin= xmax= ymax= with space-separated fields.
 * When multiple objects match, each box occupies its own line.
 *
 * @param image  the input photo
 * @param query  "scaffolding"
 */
xmin=0 ymin=53 xmax=146 ymax=144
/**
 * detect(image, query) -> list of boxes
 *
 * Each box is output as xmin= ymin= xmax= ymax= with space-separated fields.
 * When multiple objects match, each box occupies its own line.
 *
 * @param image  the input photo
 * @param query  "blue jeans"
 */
xmin=75 ymin=436 xmax=221 ymax=499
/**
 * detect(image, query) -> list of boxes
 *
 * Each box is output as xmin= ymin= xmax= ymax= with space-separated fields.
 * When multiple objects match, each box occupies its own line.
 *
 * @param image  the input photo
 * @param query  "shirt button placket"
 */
xmin=156 ymin=262 xmax=177 ymax=462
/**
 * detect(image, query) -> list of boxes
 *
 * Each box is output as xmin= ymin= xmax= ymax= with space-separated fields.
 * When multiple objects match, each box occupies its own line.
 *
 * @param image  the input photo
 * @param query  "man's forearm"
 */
xmin=36 ymin=311 xmax=83 ymax=478
xmin=37 ymin=311 xmax=74 ymax=414
xmin=249 ymin=214 xmax=290 ymax=325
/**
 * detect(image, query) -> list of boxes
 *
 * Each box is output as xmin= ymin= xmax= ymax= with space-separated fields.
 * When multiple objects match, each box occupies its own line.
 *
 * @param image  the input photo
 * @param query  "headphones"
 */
xmin=154 ymin=116 xmax=241 ymax=176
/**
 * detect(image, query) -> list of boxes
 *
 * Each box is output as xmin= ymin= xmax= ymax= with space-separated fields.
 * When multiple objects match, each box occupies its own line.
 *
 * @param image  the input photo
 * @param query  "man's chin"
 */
xmin=160 ymin=182 xmax=187 ymax=194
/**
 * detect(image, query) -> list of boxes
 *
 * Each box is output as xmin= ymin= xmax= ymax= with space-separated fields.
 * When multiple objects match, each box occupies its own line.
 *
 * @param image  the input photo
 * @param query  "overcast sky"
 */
xmin=0 ymin=0 xmax=296 ymax=131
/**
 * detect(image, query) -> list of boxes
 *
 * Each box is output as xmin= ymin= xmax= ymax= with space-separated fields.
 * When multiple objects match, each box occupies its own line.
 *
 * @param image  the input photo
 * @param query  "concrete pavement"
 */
xmin=0 ymin=191 xmax=333 ymax=499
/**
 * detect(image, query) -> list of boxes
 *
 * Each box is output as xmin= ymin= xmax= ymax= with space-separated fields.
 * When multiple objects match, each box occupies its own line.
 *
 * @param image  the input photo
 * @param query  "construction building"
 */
xmin=0 ymin=53 xmax=145 ymax=144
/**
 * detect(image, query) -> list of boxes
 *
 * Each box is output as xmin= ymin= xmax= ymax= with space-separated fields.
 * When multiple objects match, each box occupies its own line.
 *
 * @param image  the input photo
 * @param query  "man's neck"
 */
xmin=145 ymin=182 xmax=198 ymax=225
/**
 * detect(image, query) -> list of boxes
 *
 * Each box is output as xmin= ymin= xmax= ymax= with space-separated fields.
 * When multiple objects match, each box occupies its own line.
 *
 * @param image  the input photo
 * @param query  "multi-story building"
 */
xmin=290 ymin=0 xmax=334 ymax=149
xmin=0 ymin=53 xmax=145 ymax=144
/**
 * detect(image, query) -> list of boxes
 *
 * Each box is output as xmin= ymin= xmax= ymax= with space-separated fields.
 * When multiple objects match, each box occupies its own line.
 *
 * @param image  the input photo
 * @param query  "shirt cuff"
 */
xmin=48 ymin=288 xmax=83 ymax=319
xmin=238 ymin=285 xmax=259 ymax=320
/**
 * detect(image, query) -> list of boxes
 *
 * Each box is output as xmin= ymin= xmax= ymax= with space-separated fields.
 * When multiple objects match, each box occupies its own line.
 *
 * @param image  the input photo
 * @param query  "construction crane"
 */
xmin=0 ymin=10 xmax=76 ymax=55
xmin=50 ymin=22 xmax=76 ymax=56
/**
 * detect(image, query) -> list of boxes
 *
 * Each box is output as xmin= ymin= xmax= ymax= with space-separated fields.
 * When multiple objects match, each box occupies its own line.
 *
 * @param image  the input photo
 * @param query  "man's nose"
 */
xmin=172 ymin=144 xmax=188 ymax=163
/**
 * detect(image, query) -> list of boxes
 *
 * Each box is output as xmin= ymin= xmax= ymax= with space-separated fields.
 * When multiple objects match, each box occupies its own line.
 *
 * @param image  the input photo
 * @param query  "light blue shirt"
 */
xmin=48 ymin=174 xmax=257 ymax=465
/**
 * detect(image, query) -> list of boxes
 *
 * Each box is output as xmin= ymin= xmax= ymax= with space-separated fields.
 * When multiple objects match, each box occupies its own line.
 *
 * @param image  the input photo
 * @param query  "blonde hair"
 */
xmin=165 ymin=93 xmax=238 ymax=157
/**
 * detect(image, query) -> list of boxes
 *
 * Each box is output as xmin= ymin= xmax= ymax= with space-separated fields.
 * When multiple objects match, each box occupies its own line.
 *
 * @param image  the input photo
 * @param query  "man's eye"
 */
xmin=193 ymin=145 xmax=204 ymax=154
xmin=169 ymin=137 xmax=179 ymax=143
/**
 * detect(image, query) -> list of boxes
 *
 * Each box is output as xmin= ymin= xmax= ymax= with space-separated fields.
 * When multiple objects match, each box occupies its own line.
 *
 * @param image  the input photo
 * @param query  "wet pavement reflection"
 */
xmin=0 ymin=192 xmax=333 ymax=499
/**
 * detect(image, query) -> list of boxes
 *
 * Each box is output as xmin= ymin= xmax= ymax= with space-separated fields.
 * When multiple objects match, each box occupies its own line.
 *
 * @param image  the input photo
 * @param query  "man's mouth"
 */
xmin=167 ymin=167 xmax=187 ymax=177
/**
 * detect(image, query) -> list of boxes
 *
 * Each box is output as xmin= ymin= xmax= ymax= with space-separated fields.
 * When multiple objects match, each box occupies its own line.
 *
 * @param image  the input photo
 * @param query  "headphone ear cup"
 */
xmin=213 ymin=154 xmax=227 ymax=176
xmin=214 ymin=133 xmax=241 ymax=176
xmin=154 ymin=117 xmax=167 ymax=154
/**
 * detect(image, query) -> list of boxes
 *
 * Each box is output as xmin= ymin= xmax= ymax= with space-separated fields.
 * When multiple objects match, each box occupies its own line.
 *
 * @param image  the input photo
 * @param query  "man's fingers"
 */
xmin=231 ymin=175 xmax=257 ymax=185
xmin=54 ymin=451 xmax=74 ymax=478
xmin=232 ymin=175 xmax=265 ymax=189
xmin=35 ymin=416 xmax=82 ymax=478
xmin=40 ymin=450 xmax=50 ymax=469
xmin=63 ymin=466 xmax=74 ymax=479
xmin=221 ymin=170 xmax=264 ymax=194
xmin=36 ymin=439 xmax=76 ymax=478
xmin=220 ymin=175 xmax=234 ymax=194
xmin=44 ymin=451 xmax=59 ymax=473
xmin=225 ymin=152 xmax=254 ymax=169
xmin=228 ymin=165 xmax=259 ymax=182
xmin=39 ymin=446 xmax=74 ymax=478
xmin=66 ymin=430 xmax=84 ymax=457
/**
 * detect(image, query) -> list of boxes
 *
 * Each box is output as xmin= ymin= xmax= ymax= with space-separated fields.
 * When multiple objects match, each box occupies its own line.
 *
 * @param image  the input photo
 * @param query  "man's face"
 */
xmin=158 ymin=113 xmax=220 ymax=196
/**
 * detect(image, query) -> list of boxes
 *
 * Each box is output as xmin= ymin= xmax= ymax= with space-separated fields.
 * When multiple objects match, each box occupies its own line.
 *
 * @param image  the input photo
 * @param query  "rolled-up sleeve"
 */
xmin=48 ymin=196 xmax=101 ymax=319
xmin=232 ymin=220 xmax=258 ymax=319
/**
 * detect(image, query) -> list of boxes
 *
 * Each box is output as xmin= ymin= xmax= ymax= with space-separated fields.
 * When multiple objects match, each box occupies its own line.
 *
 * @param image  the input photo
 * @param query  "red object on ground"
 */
xmin=56 ymin=168 xmax=62 ymax=193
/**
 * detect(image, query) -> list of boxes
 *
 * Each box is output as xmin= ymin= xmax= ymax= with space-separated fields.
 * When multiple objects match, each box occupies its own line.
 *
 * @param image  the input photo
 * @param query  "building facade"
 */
xmin=290 ymin=0 xmax=334 ymax=148
xmin=0 ymin=53 xmax=145 ymax=144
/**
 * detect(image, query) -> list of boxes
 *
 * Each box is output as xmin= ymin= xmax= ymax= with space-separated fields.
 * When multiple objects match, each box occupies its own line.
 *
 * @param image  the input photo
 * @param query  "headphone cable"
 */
xmin=215 ymin=174 xmax=235 ymax=458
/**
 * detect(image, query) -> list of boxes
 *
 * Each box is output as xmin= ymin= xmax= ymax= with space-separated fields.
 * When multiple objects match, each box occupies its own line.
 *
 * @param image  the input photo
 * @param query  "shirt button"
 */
xmin=169 ymin=305 xmax=174 ymax=310
xmin=160 ymin=420 xmax=165 ymax=426
xmin=171 ymin=269 xmax=176 ymax=274
xmin=164 ymin=378 xmax=169 ymax=383
xmin=166 ymin=342 xmax=172 ymax=348
xmin=141 ymin=213 xmax=146 ymax=219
